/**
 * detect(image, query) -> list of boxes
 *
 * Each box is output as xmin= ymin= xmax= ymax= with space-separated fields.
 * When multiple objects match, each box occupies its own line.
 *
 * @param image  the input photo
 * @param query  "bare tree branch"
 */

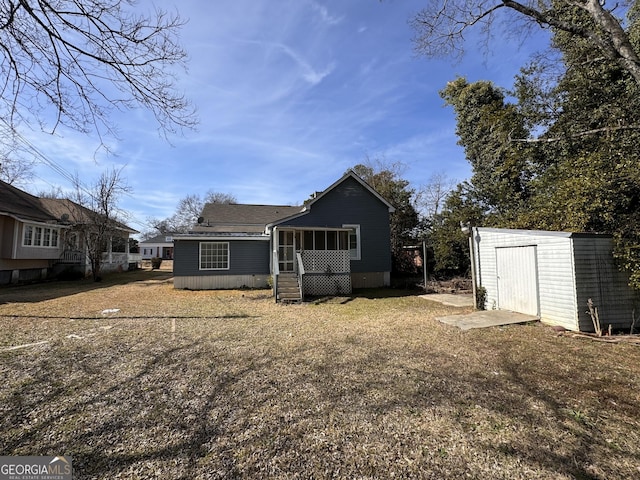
xmin=509 ymin=124 xmax=640 ymax=143
xmin=0 ymin=0 xmax=197 ymax=149
xmin=412 ymin=0 xmax=640 ymax=85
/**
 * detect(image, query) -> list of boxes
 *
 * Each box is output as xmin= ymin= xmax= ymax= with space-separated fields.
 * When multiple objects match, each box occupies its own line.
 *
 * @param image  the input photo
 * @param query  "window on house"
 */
xmin=23 ymin=225 xmax=61 ymax=248
xmin=200 ymin=242 xmax=229 ymax=270
xmin=343 ymin=224 xmax=361 ymax=260
xmin=23 ymin=226 xmax=33 ymax=246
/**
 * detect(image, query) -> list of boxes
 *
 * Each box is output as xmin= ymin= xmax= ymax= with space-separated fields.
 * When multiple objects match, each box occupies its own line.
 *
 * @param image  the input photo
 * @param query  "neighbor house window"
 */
xmin=200 ymin=242 xmax=229 ymax=270
xmin=343 ymin=224 xmax=361 ymax=260
xmin=23 ymin=224 xmax=60 ymax=248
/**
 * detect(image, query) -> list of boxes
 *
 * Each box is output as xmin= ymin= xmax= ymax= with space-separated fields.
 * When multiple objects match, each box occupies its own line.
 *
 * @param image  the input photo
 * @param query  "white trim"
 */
xmin=343 ymin=224 xmax=361 ymax=260
xmin=175 ymin=235 xmax=269 ymax=241
xmin=22 ymin=223 xmax=62 ymax=249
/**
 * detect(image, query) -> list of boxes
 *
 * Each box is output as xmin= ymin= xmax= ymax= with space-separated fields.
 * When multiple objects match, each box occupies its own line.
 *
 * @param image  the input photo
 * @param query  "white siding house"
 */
xmin=139 ymin=234 xmax=175 ymax=260
xmin=472 ymin=228 xmax=639 ymax=332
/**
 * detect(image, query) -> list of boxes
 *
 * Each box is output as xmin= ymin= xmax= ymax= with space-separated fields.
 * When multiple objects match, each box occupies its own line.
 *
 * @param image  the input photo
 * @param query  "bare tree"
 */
xmin=0 ymin=126 xmax=36 ymax=185
xmin=411 ymin=0 xmax=640 ymax=86
xmin=70 ymin=168 xmax=132 ymax=281
xmin=416 ymin=172 xmax=456 ymax=220
xmin=0 ymin=0 xmax=196 ymax=148
xmin=146 ymin=190 xmax=237 ymax=236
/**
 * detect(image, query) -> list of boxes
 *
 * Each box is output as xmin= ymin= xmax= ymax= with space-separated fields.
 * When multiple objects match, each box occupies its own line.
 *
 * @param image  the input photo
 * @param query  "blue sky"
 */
xmin=24 ymin=0 xmax=550 ymax=234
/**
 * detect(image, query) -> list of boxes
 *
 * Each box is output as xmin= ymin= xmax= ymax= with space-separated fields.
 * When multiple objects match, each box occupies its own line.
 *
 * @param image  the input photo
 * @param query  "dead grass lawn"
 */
xmin=1 ymin=270 xmax=639 ymax=479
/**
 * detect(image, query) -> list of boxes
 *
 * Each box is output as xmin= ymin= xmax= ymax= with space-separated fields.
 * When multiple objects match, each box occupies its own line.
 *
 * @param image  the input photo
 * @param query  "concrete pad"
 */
xmin=437 ymin=310 xmax=539 ymax=330
xmin=420 ymin=293 xmax=474 ymax=308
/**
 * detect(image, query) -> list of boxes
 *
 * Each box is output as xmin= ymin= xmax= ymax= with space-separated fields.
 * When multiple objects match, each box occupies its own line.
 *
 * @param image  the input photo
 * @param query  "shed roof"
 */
xmin=475 ymin=227 xmax=613 ymax=239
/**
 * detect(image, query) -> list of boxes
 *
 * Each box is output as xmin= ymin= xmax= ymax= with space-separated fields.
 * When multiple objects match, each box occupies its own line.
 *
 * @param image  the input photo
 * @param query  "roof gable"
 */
xmin=268 ymin=170 xmax=395 ymax=227
xmin=305 ymin=170 xmax=395 ymax=213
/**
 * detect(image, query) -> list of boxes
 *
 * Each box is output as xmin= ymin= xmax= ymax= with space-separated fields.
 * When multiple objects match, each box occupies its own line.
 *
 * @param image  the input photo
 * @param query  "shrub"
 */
xmin=475 ymin=286 xmax=487 ymax=310
xmin=57 ymin=268 xmax=84 ymax=281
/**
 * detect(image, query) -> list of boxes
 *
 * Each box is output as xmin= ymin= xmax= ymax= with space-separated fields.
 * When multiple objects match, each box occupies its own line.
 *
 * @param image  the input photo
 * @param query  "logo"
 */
xmin=0 ymin=456 xmax=72 ymax=480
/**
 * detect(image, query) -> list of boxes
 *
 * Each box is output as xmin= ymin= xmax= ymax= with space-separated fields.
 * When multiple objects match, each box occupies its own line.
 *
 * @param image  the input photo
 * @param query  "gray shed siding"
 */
xmin=278 ymin=176 xmax=392 ymax=273
xmin=572 ymin=236 xmax=639 ymax=332
xmin=475 ymin=228 xmax=640 ymax=332
xmin=174 ymin=239 xmax=270 ymax=277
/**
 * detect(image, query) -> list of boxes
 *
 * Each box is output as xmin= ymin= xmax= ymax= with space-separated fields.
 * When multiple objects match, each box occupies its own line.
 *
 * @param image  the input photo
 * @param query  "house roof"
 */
xmin=140 ymin=233 xmax=179 ymax=244
xmin=188 ymin=171 xmax=393 ymax=236
xmin=192 ymin=204 xmax=303 ymax=233
xmin=39 ymin=198 xmax=138 ymax=234
xmin=0 ymin=179 xmax=57 ymax=223
xmin=0 ymin=180 xmax=138 ymax=233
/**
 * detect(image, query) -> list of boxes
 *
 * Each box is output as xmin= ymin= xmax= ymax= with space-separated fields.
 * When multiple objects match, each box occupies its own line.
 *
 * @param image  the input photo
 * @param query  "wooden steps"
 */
xmin=277 ymin=272 xmax=302 ymax=302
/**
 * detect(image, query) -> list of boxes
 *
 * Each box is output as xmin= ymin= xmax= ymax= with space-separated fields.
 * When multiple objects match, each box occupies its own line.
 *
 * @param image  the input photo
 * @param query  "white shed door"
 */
xmin=496 ymin=246 xmax=539 ymax=315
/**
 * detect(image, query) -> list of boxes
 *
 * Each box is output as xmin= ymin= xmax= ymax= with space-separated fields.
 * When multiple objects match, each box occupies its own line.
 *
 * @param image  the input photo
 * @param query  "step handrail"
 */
xmin=296 ymin=252 xmax=305 ymax=300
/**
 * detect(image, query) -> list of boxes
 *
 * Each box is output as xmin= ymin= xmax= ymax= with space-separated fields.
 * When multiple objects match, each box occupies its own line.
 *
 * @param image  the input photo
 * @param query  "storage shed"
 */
xmin=471 ymin=227 xmax=640 ymax=332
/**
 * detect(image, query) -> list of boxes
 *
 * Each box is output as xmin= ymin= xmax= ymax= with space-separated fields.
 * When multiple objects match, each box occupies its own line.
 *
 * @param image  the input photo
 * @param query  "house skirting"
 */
xmin=174 ymin=274 xmax=270 ymax=290
xmin=351 ymin=271 xmax=390 ymax=289
xmin=302 ymin=273 xmax=352 ymax=296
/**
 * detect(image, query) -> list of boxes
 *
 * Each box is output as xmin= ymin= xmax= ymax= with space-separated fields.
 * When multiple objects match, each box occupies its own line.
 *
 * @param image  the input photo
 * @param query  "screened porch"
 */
xmin=273 ymin=226 xmax=359 ymax=299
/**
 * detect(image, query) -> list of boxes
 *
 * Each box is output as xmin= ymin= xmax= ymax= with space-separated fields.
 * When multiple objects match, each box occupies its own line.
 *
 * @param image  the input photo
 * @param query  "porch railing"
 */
xmin=59 ymin=250 xmax=84 ymax=264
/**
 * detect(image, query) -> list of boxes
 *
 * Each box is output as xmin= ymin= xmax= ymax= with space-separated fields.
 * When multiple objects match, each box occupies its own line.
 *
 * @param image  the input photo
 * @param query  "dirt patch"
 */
xmin=425 ymin=277 xmax=473 ymax=294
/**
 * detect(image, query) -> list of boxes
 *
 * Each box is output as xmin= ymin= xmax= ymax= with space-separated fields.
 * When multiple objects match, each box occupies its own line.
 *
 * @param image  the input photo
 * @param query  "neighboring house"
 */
xmin=173 ymin=171 xmax=395 ymax=301
xmin=470 ymin=227 xmax=640 ymax=332
xmin=0 ymin=180 xmax=140 ymax=284
xmin=139 ymin=233 xmax=176 ymax=260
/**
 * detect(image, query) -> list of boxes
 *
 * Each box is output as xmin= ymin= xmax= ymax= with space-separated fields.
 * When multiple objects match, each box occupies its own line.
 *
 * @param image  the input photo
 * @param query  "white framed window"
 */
xmin=23 ymin=225 xmax=33 ymax=246
xmin=23 ymin=224 xmax=60 ymax=248
xmin=343 ymin=224 xmax=361 ymax=260
xmin=200 ymin=242 xmax=229 ymax=270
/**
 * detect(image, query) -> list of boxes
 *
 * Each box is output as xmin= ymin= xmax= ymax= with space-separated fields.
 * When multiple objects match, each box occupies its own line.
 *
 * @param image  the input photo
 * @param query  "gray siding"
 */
xmin=174 ymin=239 xmax=270 ymax=277
xmin=573 ymin=237 xmax=640 ymax=332
xmin=279 ymin=176 xmax=392 ymax=273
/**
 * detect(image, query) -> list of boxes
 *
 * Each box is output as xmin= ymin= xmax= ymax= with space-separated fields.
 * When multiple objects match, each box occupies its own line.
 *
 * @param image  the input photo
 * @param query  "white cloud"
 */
xmin=307 ymin=1 xmax=343 ymax=26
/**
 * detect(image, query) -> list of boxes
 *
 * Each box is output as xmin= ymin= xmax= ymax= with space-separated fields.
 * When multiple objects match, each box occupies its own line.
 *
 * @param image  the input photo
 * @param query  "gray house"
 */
xmin=471 ymin=227 xmax=640 ymax=332
xmin=173 ymin=171 xmax=395 ymax=300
